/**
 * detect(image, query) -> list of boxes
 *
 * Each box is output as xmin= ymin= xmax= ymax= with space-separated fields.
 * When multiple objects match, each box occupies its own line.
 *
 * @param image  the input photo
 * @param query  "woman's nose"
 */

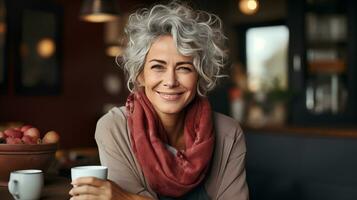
xmin=163 ymin=71 xmax=179 ymax=88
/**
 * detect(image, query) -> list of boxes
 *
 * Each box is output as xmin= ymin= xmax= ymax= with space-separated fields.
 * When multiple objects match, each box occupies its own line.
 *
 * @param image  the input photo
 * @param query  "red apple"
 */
xmin=24 ymin=128 xmax=41 ymax=140
xmin=20 ymin=125 xmax=33 ymax=132
xmin=21 ymin=135 xmax=37 ymax=144
xmin=42 ymin=131 xmax=60 ymax=144
xmin=0 ymin=131 xmax=6 ymax=139
xmin=6 ymin=137 xmax=23 ymax=144
xmin=0 ymin=131 xmax=5 ymax=144
xmin=14 ymin=127 xmax=21 ymax=131
xmin=4 ymin=129 xmax=23 ymax=138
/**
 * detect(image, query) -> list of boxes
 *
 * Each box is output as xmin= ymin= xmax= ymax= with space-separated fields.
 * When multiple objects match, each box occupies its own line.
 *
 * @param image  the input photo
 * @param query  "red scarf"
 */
xmin=126 ymin=91 xmax=215 ymax=197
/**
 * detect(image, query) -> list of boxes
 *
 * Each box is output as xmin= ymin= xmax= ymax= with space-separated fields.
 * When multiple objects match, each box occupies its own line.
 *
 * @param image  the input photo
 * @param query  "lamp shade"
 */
xmin=80 ymin=0 xmax=119 ymax=23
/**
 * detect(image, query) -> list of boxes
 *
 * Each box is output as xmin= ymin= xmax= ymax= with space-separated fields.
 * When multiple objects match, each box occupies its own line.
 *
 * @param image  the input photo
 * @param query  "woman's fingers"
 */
xmin=72 ymin=177 xmax=105 ymax=187
xmin=69 ymin=178 xmax=115 ymax=200
xmin=69 ymin=185 xmax=100 ymax=196
xmin=70 ymin=194 xmax=97 ymax=200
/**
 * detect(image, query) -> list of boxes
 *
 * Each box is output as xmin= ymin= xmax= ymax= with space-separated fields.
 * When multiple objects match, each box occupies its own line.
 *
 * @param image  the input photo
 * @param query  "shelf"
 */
xmin=287 ymin=0 xmax=357 ymax=125
xmin=308 ymin=59 xmax=346 ymax=74
xmin=306 ymin=40 xmax=347 ymax=48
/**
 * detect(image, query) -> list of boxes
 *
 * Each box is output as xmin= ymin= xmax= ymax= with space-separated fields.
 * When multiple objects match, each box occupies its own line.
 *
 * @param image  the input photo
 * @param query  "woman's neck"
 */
xmin=157 ymin=111 xmax=186 ymax=149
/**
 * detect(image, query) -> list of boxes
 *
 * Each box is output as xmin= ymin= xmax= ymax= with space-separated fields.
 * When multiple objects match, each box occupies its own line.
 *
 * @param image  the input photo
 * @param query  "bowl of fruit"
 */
xmin=0 ymin=125 xmax=60 ymax=186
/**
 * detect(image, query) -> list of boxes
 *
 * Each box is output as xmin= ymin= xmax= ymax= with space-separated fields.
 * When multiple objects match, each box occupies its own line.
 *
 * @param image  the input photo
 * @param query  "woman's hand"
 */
xmin=69 ymin=177 xmax=134 ymax=200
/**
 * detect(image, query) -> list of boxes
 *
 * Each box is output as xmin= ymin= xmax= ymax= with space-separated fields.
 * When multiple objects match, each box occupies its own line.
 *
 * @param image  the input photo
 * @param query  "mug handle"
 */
xmin=8 ymin=179 xmax=19 ymax=198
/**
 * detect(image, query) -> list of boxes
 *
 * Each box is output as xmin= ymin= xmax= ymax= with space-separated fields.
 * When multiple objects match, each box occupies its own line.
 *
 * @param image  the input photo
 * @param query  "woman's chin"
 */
xmin=155 ymin=106 xmax=185 ymax=116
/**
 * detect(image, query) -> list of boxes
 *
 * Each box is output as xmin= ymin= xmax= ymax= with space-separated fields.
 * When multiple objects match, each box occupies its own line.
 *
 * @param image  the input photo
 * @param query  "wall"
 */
xmin=0 ymin=0 xmax=129 ymax=149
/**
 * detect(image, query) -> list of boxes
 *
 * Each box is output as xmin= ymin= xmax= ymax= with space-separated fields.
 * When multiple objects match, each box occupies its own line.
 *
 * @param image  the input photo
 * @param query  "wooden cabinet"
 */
xmin=287 ymin=0 xmax=357 ymax=125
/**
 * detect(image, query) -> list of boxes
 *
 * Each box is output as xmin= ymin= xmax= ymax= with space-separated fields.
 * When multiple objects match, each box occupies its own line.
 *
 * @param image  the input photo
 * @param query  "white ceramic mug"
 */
xmin=71 ymin=165 xmax=108 ymax=181
xmin=8 ymin=169 xmax=44 ymax=200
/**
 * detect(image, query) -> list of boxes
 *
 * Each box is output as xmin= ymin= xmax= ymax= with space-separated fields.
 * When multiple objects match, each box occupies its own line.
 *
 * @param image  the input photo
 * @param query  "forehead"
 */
xmin=146 ymin=35 xmax=192 ymax=62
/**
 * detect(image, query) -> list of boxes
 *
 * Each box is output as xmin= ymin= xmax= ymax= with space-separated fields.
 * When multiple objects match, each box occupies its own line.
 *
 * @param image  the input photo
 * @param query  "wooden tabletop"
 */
xmin=0 ymin=175 xmax=71 ymax=200
xmin=243 ymin=125 xmax=357 ymax=138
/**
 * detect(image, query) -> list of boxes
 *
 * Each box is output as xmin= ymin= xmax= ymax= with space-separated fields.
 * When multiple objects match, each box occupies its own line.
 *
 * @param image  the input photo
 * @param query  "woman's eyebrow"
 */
xmin=149 ymin=59 xmax=166 ymax=64
xmin=149 ymin=59 xmax=193 ymax=66
xmin=176 ymin=61 xmax=193 ymax=66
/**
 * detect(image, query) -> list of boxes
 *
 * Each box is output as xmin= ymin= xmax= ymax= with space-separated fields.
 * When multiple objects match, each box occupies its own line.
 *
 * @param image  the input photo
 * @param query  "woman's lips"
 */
xmin=156 ymin=91 xmax=183 ymax=101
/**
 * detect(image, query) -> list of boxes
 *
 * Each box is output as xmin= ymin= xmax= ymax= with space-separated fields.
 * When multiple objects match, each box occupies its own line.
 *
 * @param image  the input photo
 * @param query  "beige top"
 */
xmin=95 ymin=106 xmax=249 ymax=200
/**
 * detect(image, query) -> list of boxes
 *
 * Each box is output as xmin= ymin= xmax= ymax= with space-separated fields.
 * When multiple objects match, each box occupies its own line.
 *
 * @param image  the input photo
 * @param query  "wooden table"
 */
xmin=0 ymin=175 xmax=71 ymax=200
xmin=243 ymin=125 xmax=357 ymax=138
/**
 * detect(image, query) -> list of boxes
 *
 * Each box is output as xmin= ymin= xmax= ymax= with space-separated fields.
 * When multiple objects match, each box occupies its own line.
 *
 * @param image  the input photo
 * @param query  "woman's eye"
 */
xmin=151 ymin=65 xmax=165 ymax=71
xmin=177 ymin=66 xmax=192 ymax=72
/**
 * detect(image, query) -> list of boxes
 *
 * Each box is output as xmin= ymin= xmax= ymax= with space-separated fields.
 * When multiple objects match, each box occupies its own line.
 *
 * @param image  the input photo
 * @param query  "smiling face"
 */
xmin=138 ymin=35 xmax=198 ymax=118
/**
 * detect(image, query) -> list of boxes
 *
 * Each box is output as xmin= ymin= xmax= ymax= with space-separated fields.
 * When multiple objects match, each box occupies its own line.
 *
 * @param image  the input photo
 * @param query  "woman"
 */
xmin=69 ymin=2 xmax=248 ymax=200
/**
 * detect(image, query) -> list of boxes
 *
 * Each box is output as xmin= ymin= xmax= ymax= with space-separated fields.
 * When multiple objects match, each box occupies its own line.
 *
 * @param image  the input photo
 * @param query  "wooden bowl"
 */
xmin=0 ymin=143 xmax=57 ymax=187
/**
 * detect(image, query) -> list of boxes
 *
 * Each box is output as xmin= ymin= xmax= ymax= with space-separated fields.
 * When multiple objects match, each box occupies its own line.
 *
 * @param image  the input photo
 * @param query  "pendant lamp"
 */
xmin=80 ymin=0 xmax=119 ymax=23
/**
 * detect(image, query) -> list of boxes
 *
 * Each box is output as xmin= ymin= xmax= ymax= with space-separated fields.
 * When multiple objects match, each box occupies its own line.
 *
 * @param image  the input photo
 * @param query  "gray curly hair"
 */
xmin=120 ymin=1 xmax=228 ymax=96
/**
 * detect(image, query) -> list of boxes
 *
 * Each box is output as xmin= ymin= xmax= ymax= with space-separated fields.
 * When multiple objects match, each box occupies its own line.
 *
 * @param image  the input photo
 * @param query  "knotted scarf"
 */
xmin=126 ymin=90 xmax=214 ymax=197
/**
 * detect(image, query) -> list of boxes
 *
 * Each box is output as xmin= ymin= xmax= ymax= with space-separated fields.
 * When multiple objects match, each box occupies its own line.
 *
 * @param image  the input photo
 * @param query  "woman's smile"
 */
xmin=156 ymin=91 xmax=184 ymax=101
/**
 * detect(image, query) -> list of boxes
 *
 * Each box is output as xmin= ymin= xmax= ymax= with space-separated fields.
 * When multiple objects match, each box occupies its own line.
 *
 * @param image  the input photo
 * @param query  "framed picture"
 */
xmin=14 ymin=4 xmax=62 ymax=95
xmin=0 ymin=0 xmax=7 ymax=93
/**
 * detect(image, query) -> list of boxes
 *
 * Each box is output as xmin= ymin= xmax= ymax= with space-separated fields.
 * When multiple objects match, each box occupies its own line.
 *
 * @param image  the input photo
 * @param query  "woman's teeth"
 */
xmin=157 ymin=92 xmax=182 ymax=100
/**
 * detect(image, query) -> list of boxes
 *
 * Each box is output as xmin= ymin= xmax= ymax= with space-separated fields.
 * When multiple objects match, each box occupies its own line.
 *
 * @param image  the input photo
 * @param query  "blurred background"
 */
xmin=1 ymin=0 xmax=357 ymax=199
